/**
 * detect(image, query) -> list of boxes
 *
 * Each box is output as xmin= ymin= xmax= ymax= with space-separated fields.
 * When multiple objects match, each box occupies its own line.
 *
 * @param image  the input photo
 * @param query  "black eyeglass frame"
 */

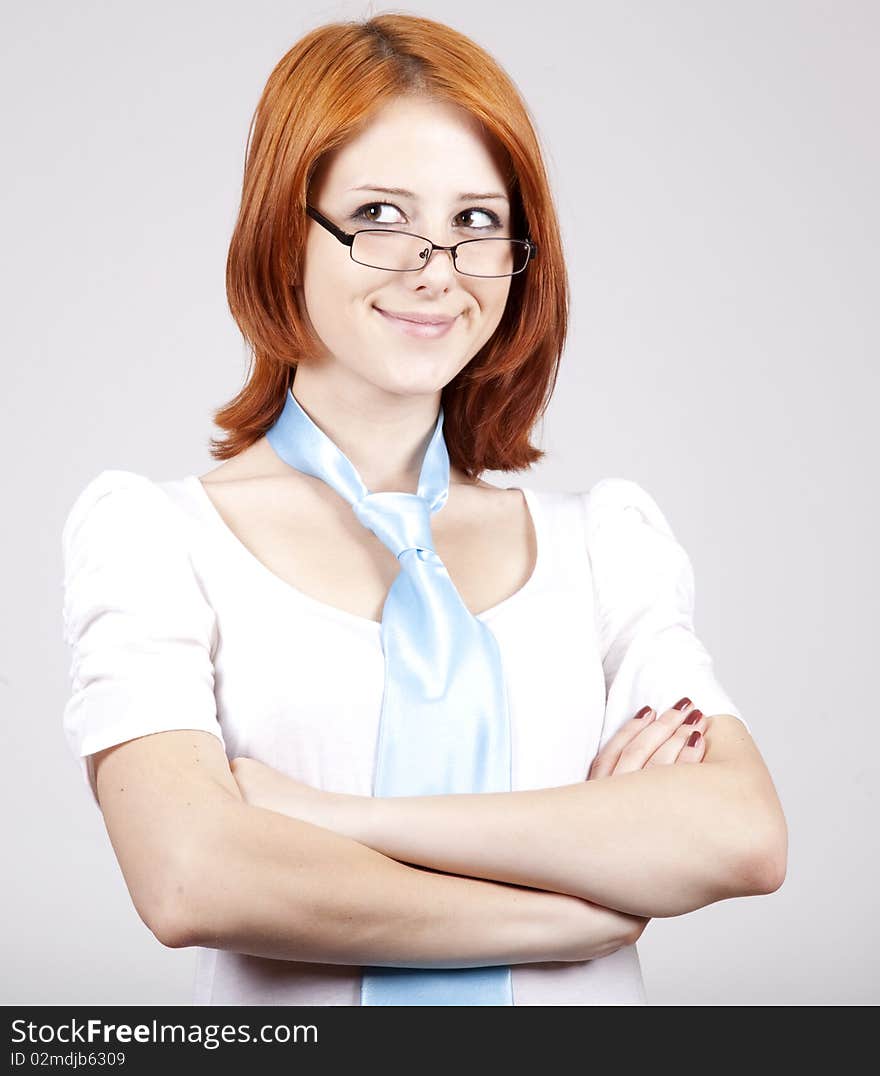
xmin=304 ymin=203 xmax=538 ymax=278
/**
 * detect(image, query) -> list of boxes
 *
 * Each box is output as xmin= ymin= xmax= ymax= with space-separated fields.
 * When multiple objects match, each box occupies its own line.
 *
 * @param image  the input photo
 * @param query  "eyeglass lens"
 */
xmin=351 ymin=231 xmax=529 ymax=277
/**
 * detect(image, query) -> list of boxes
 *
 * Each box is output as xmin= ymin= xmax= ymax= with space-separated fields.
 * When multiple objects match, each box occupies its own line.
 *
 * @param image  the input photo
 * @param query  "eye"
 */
xmin=350 ymin=201 xmax=504 ymax=231
xmin=457 ymin=207 xmax=503 ymax=230
xmin=351 ymin=202 xmax=404 ymax=225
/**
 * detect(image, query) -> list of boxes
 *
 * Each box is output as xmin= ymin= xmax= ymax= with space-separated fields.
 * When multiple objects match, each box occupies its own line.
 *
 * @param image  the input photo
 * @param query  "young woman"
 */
xmin=61 ymin=14 xmax=786 ymax=1006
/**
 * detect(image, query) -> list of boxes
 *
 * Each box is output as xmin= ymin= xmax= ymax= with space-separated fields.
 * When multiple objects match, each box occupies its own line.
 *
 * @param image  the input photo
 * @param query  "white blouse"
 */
xmin=61 ymin=468 xmax=750 ymax=1006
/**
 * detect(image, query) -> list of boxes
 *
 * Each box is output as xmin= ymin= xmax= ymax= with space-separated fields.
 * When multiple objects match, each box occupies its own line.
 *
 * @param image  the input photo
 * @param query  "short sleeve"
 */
xmin=582 ymin=477 xmax=752 ymax=749
xmin=61 ymin=469 xmax=227 ymax=808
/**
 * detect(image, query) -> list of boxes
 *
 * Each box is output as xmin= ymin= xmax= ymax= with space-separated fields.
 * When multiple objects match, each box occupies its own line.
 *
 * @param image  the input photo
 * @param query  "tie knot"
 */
xmin=353 ymin=491 xmax=436 ymax=559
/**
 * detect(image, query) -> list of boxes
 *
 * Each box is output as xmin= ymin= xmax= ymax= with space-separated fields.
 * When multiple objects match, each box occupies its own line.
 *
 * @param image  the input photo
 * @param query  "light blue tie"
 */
xmin=266 ymin=385 xmax=514 ymax=1006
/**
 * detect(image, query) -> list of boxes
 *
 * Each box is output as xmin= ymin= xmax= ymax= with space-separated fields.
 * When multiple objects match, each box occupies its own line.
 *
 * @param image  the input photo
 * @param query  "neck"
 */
xmin=288 ymin=367 xmax=455 ymax=494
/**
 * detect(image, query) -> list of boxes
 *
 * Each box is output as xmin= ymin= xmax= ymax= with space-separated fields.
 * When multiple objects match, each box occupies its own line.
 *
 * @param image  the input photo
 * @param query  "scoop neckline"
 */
xmin=181 ymin=473 xmax=547 ymax=634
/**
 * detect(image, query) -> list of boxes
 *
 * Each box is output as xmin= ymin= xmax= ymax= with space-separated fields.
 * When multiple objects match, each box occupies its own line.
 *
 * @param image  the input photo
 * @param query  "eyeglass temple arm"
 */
xmin=305 ymin=204 xmax=356 ymax=246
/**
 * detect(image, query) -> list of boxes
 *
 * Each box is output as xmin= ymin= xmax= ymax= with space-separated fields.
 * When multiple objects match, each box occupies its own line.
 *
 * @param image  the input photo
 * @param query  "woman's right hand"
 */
xmin=547 ymin=698 xmax=707 ymax=961
xmin=587 ymin=697 xmax=707 ymax=780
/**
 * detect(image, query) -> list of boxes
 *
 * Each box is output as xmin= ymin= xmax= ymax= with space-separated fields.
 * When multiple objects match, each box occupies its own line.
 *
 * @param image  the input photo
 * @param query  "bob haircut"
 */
xmin=212 ymin=13 xmax=569 ymax=478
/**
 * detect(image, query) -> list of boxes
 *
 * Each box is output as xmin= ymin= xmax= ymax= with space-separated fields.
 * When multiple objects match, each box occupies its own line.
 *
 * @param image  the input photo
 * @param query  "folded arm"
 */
xmin=90 ymin=730 xmax=641 ymax=965
xmin=363 ymin=715 xmax=785 ymax=917
xmin=237 ymin=714 xmax=787 ymax=919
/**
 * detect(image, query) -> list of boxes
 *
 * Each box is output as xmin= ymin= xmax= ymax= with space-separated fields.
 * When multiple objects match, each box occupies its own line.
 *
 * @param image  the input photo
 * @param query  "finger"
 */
xmin=674 ymin=726 xmax=707 ymax=765
xmin=588 ymin=705 xmax=656 ymax=780
xmin=644 ymin=710 xmax=706 ymax=767
xmin=611 ymin=699 xmax=701 ymax=776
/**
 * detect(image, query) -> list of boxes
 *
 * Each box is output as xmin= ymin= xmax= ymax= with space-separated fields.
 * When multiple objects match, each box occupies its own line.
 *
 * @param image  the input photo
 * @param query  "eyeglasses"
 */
xmin=305 ymin=204 xmax=538 ymax=278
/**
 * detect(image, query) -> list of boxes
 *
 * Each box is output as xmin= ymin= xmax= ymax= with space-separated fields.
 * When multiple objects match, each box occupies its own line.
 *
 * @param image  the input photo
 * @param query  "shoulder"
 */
xmin=61 ymin=469 xmax=216 ymax=642
xmin=575 ymin=477 xmax=694 ymax=605
xmin=61 ymin=469 xmax=190 ymax=564
xmin=63 ymin=467 xmax=157 ymax=530
xmin=577 ymin=477 xmax=676 ymax=541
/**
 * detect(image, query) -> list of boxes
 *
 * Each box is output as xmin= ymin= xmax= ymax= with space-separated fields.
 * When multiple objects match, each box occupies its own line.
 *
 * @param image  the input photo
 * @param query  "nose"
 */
xmin=413 ymin=244 xmax=458 ymax=286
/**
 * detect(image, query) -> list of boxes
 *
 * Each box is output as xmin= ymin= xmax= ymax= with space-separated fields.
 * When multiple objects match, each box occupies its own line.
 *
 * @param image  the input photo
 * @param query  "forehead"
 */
xmin=314 ymin=97 xmax=511 ymax=202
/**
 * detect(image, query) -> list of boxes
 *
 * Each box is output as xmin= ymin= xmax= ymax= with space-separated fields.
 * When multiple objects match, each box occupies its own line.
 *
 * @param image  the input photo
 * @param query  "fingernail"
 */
xmin=683 ymin=708 xmax=703 ymax=726
xmin=673 ymin=697 xmax=692 ymax=711
xmin=634 ymin=706 xmax=653 ymax=720
xmin=687 ymin=730 xmax=701 ymax=748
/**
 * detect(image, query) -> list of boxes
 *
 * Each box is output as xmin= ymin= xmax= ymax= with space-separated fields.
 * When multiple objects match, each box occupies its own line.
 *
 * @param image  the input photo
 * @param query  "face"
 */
xmin=297 ymin=95 xmax=515 ymax=400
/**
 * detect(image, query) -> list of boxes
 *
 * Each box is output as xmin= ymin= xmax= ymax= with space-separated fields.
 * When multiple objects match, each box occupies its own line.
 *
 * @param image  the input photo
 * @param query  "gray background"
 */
xmin=3 ymin=0 xmax=877 ymax=1005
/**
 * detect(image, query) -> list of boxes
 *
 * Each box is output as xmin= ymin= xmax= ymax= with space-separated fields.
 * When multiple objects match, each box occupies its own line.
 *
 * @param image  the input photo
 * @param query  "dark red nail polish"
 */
xmin=683 ymin=708 xmax=703 ymax=726
xmin=634 ymin=706 xmax=653 ymax=720
xmin=687 ymin=730 xmax=701 ymax=748
xmin=673 ymin=697 xmax=692 ymax=711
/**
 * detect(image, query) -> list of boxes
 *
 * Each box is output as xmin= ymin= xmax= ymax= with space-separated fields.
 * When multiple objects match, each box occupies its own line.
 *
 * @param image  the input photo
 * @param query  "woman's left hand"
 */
xmin=229 ymin=756 xmax=364 ymax=839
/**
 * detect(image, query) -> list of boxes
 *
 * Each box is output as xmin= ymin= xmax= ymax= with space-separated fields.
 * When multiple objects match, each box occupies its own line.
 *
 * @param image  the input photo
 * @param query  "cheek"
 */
xmin=300 ymin=259 xmax=372 ymax=338
xmin=471 ymin=282 xmax=511 ymax=337
xmin=475 ymin=275 xmax=511 ymax=310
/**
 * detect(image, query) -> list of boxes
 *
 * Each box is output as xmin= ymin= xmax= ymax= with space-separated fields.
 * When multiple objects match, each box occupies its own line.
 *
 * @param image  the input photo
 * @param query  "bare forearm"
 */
xmin=352 ymin=763 xmax=764 ymax=918
xmin=176 ymin=798 xmax=634 ymax=966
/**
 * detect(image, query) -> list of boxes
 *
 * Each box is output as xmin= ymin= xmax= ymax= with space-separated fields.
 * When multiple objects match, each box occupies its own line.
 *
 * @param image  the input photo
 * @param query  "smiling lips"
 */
xmin=374 ymin=306 xmax=459 ymax=338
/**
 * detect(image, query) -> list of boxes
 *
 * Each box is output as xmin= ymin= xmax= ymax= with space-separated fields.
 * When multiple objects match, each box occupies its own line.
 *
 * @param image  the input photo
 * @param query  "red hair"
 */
xmin=211 ymin=13 xmax=569 ymax=478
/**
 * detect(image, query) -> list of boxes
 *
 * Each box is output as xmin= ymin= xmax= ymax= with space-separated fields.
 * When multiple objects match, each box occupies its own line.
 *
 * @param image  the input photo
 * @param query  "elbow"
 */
xmin=145 ymin=845 xmax=215 ymax=950
xmin=758 ymin=829 xmax=788 ymax=894
xmin=753 ymin=799 xmax=789 ymax=894
xmin=146 ymin=880 xmax=205 ymax=950
xmin=730 ymin=810 xmax=789 ymax=898
xmin=151 ymin=910 xmax=199 ymax=950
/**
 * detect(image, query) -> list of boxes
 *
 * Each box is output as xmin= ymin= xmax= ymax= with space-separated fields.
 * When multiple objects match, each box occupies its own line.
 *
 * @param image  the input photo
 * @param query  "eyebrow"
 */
xmin=348 ymin=184 xmax=510 ymax=203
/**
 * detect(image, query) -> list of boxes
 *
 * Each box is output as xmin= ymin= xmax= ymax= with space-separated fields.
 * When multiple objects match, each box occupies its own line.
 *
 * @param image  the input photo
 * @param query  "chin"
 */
xmin=371 ymin=357 xmax=462 ymax=397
